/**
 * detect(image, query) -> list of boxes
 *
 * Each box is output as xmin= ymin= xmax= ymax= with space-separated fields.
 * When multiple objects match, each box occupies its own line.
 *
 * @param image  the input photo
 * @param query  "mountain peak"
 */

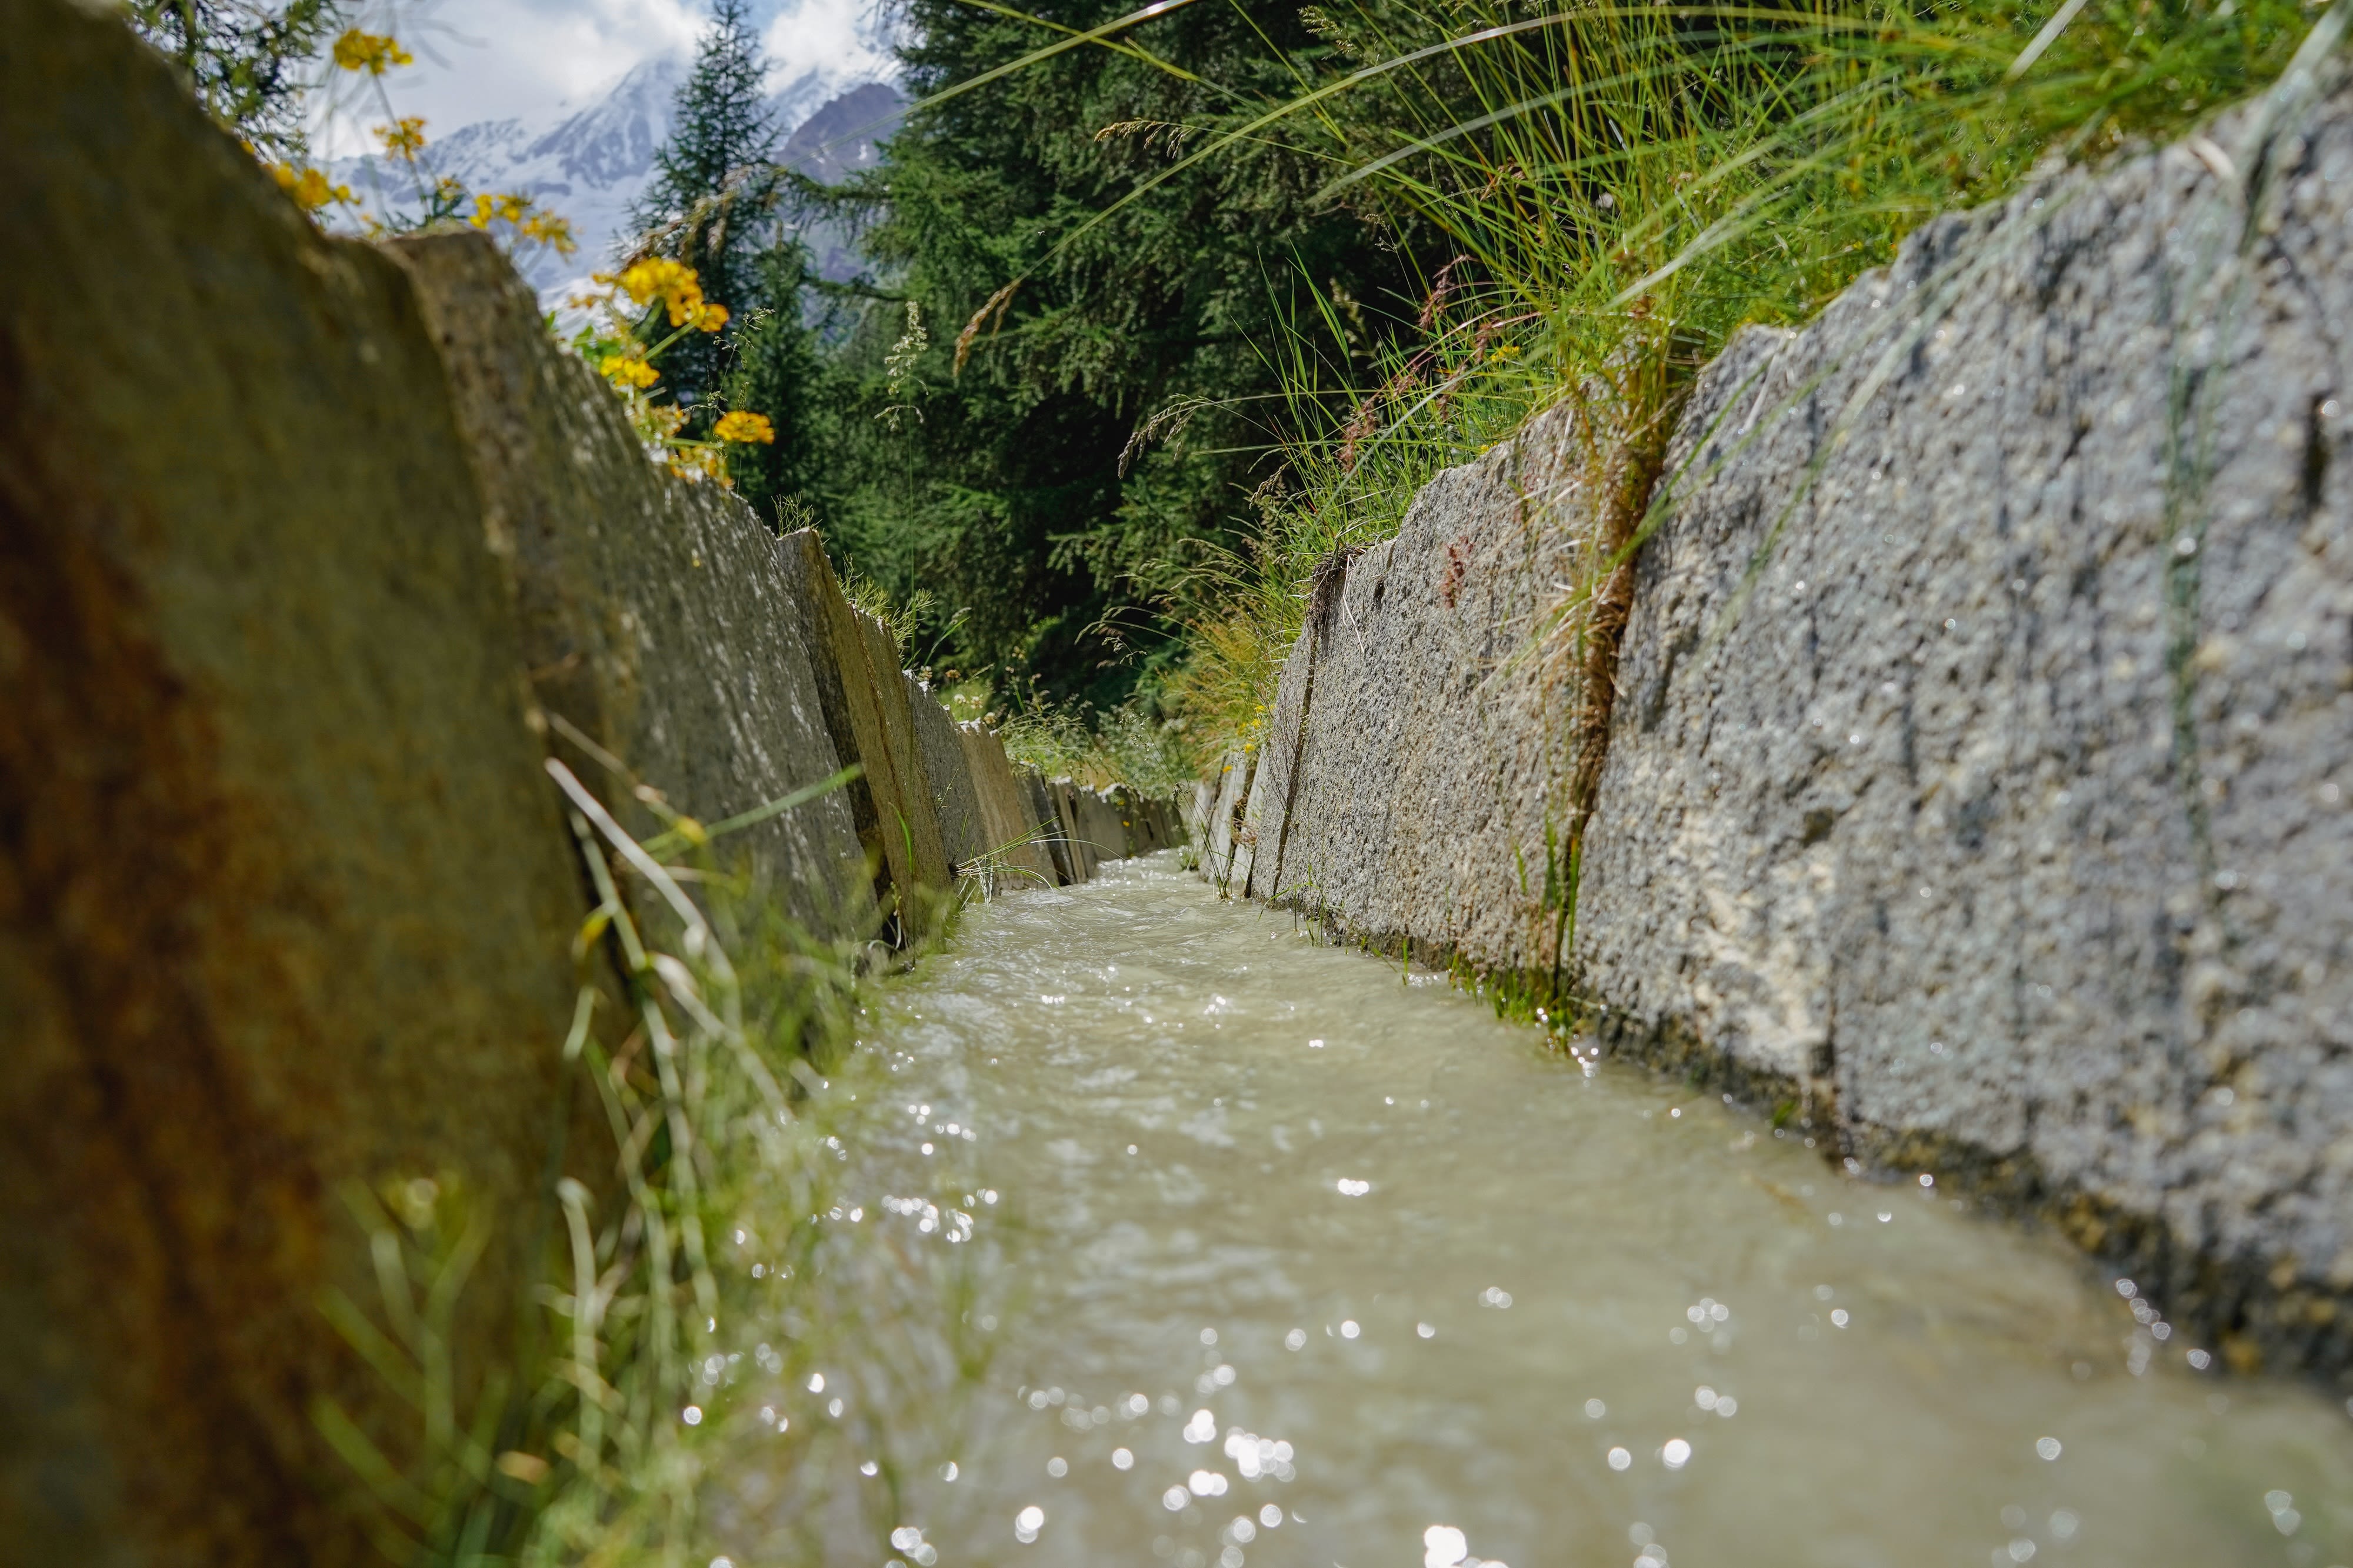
xmin=331 ymin=69 xmax=901 ymax=301
xmin=781 ymin=81 xmax=905 ymax=184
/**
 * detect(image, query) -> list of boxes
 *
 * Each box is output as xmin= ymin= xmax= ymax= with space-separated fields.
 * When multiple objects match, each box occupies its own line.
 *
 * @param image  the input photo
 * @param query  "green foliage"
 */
xmin=697 ymin=0 xmax=2331 ymax=782
xmin=788 ymin=0 xmax=1447 ymax=713
xmin=634 ymin=0 xmax=781 ymax=415
xmin=127 ymin=0 xmax=345 ymax=158
xmin=996 ymin=687 xmax=1194 ymax=795
xmin=317 ymin=760 xmax=987 ymax=1564
xmin=1158 ymin=0 xmax=2339 ymax=765
xmin=722 ymin=246 xmax=831 ymax=513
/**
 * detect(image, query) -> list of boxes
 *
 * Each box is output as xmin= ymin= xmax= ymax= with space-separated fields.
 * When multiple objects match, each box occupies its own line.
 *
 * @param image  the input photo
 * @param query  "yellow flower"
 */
xmin=467 ymin=194 xmax=578 ymax=258
xmin=714 ymin=410 xmax=775 ymax=445
xmin=519 ymin=211 xmax=577 ymax=258
xmin=665 ymin=444 xmax=732 ymax=486
xmin=470 ymin=191 xmax=531 ymax=229
xmin=331 ymin=28 xmax=413 ymax=74
xmin=617 ymin=256 xmax=696 ymax=308
xmin=271 ymin=162 xmax=351 ymax=212
xmin=374 ymin=116 xmax=427 ymax=162
xmin=599 ymin=349 xmax=660 ymax=389
xmin=609 ymin=258 xmax=729 ymax=329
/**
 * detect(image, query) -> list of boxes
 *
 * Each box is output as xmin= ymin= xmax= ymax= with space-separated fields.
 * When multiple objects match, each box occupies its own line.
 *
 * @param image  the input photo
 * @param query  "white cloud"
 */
xmin=764 ymin=0 xmax=896 ymax=87
xmin=319 ymin=0 xmax=895 ymax=155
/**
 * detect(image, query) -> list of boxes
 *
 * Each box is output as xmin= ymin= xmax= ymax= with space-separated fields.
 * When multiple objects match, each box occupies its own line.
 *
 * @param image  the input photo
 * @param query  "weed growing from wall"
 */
xmin=995 ymin=689 xmax=1194 ymax=795
xmin=314 ymin=759 xmax=994 ymax=1564
xmin=1156 ymin=0 xmax=2336 ymax=764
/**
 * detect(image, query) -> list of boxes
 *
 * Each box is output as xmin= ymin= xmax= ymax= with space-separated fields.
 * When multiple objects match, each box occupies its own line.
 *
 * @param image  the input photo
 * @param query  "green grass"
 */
xmin=315 ymin=760 xmax=990 ymax=1566
xmin=995 ymin=685 xmax=1197 ymax=795
xmin=1158 ymin=0 xmax=2337 ymax=764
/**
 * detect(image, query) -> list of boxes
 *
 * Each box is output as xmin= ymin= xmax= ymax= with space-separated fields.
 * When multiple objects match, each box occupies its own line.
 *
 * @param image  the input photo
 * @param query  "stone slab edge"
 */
xmin=387 ymin=233 xmax=872 ymax=940
xmin=1 ymin=4 xmax=589 ymax=1557
xmin=1197 ymin=79 xmax=2353 ymax=1376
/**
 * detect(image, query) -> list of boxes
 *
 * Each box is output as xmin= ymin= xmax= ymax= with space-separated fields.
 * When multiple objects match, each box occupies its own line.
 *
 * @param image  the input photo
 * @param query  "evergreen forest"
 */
xmin=141 ymin=0 xmax=2338 ymax=778
xmin=631 ymin=0 xmax=2335 ymax=782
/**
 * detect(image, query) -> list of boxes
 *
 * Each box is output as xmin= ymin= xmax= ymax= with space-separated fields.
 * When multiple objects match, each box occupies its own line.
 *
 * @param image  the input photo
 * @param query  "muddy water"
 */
xmin=829 ymin=853 xmax=2352 ymax=1568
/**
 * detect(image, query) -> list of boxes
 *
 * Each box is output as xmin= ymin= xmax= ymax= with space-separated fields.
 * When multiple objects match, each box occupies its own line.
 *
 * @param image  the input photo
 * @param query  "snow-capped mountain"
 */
xmin=778 ymin=79 xmax=902 ymax=185
xmin=774 ymin=81 xmax=905 ymax=279
xmin=333 ymin=58 xmax=904 ymax=302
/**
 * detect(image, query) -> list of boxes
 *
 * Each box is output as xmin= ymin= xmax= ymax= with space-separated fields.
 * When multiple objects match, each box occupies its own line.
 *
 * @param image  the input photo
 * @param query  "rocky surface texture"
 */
xmin=0 ymin=4 xmax=590 ymax=1559
xmin=866 ymin=622 xmax=957 ymax=896
xmin=958 ymin=723 xmax=1058 ymax=890
xmin=392 ymin=233 xmax=872 ymax=939
xmin=1578 ymin=72 xmax=2353 ymax=1370
xmin=1114 ymin=788 xmax=1181 ymax=856
xmin=1045 ymin=776 xmax=1096 ymax=880
xmin=1208 ymin=67 xmax=2353 ymax=1373
xmin=1238 ymin=402 xmax=1615 ymax=987
xmin=1070 ymin=785 xmax=1132 ymax=868
xmin=1201 ymin=750 xmax=1254 ymax=893
xmin=773 ymin=528 xmax=944 ymax=912
xmin=1021 ymin=768 xmax=1081 ymax=884
xmin=909 ymin=673 xmax=989 ymax=871
xmin=0 ymin=6 xmax=1180 ymax=1557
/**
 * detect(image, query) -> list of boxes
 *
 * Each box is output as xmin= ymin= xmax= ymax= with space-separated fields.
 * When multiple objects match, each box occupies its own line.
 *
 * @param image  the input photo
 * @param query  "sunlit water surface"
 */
xmin=740 ymin=853 xmax=2352 ymax=1568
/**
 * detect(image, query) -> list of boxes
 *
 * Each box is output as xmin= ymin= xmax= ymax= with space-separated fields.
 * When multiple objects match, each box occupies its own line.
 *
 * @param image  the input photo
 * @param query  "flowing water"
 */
xmin=736 ymin=852 xmax=2353 ymax=1568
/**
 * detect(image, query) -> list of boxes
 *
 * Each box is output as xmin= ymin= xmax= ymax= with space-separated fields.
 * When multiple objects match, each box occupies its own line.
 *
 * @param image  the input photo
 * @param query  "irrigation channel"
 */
xmin=715 ymin=852 xmax=2353 ymax=1568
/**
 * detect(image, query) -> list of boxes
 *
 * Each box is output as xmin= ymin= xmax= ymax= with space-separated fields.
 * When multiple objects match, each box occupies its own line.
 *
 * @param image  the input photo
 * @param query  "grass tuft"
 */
xmin=314 ymin=756 xmax=989 ymax=1565
xmin=1159 ymin=0 xmax=2334 ymax=763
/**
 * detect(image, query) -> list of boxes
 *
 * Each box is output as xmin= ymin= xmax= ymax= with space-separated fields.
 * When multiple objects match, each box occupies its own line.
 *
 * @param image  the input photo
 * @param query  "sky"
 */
xmin=321 ymin=0 xmax=898 ymax=151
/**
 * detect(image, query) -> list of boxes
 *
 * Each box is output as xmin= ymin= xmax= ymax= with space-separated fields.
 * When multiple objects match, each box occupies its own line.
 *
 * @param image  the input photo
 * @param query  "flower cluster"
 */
xmin=712 ymin=411 xmax=775 ymax=445
xmin=566 ymin=259 xmax=773 ymax=485
xmin=374 ymin=116 xmax=427 ymax=162
xmin=609 ymin=257 xmax=730 ymax=333
xmin=331 ymin=28 xmax=412 ymax=75
xmin=471 ymin=192 xmax=576 ymax=256
xmin=271 ymin=163 xmax=352 ymax=212
xmin=472 ymin=191 xmax=530 ymax=227
xmin=256 ymin=36 xmax=568 ymax=266
xmin=599 ymin=347 xmax=661 ymax=390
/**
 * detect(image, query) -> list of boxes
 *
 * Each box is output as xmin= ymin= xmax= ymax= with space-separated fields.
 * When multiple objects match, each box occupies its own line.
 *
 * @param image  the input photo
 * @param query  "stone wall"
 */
xmin=1579 ymin=77 xmax=2353 ymax=1370
xmin=1022 ymin=768 xmax=1081 ymax=884
xmin=866 ymin=623 xmax=958 ymax=899
xmin=1115 ymin=786 xmax=1182 ymax=856
xmin=0 ymin=4 xmax=594 ymax=1560
xmin=909 ymin=673 xmax=990 ymax=872
xmin=1045 ymin=778 xmax=1100 ymax=882
xmin=1201 ymin=750 xmax=1255 ymax=894
xmin=1069 ymin=784 xmax=1131 ymax=868
xmin=0 ymin=4 xmax=1179 ymax=1558
xmin=773 ymin=528 xmax=943 ymax=911
xmin=959 ymin=723 xmax=1059 ymax=891
xmin=1204 ymin=71 xmax=2353 ymax=1374
xmin=390 ymin=235 xmax=872 ymax=939
xmin=1235 ymin=402 xmax=1605 ymax=985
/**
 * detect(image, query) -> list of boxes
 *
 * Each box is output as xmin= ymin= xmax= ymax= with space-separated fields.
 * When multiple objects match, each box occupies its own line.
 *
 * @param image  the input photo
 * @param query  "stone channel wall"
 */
xmin=1234 ymin=400 xmax=1607 ymax=982
xmin=0 ymin=4 xmax=1181 ymax=1560
xmin=1205 ymin=72 xmax=2353 ymax=1377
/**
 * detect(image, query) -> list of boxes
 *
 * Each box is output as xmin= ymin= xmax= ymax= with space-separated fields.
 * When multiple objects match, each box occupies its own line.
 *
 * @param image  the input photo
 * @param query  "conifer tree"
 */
xmin=789 ymin=0 xmax=1434 ymax=708
xmin=633 ymin=0 xmax=778 ymax=413
xmin=722 ymin=245 xmax=829 ymax=522
xmin=128 ymin=0 xmax=344 ymax=158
